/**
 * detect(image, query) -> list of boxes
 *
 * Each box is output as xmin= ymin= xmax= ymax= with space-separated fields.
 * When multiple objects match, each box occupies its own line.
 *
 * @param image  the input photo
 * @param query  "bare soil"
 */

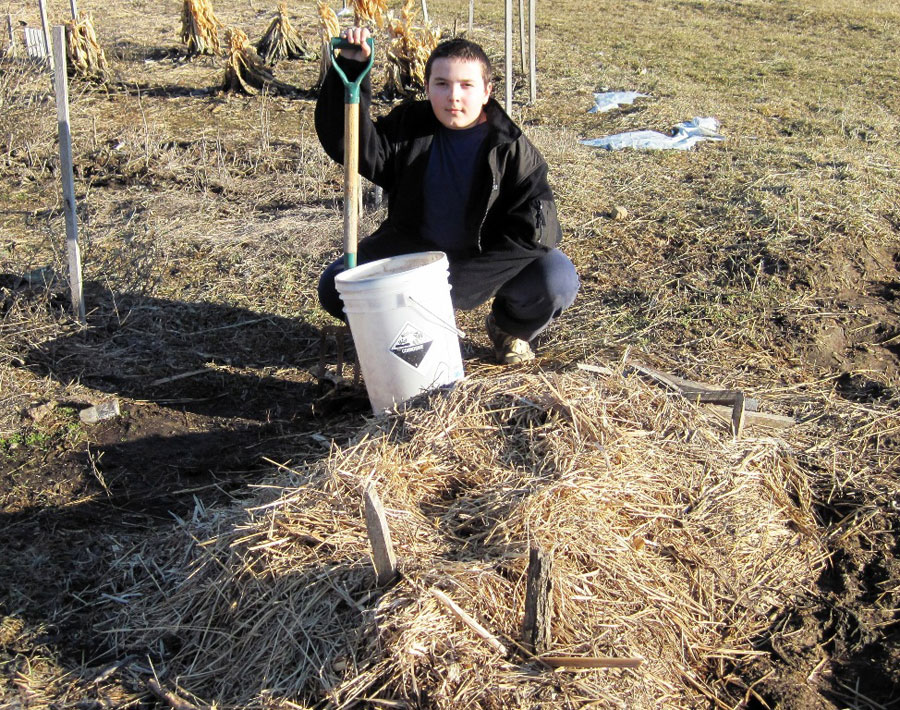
xmin=1 ymin=0 xmax=898 ymax=707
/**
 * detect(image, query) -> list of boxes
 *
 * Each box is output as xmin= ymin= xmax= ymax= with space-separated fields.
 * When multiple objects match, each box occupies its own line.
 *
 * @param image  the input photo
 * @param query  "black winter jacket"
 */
xmin=314 ymin=57 xmax=564 ymax=306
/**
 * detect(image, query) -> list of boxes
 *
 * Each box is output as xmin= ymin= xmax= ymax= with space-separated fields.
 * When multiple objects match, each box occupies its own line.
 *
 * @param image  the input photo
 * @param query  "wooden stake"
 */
xmin=517 ymin=0 xmax=526 ymax=74
xmin=420 ymin=0 xmax=429 ymax=25
xmin=69 ymin=0 xmax=79 ymax=19
xmin=528 ymin=0 xmax=536 ymax=104
xmin=38 ymin=0 xmax=54 ymax=71
xmin=468 ymin=0 xmax=473 ymax=32
xmin=624 ymin=360 xmax=759 ymax=411
xmin=51 ymin=25 xmax=85 ymax=324
xmin=504 ymin=0 xmax=512 ymax=115
xmin=731 ymin=391 xmax=745 ymax=438
xmin=432 ymin=588 xmax=507 ymax=655
xmin=706 ymin=404 xmax=795 ymax=431
xmin=363 ymin=483 xmax=398 ymax=586
xmin=522 ymin=547 xmax=552 ymax=654
xmin=6 ymin=14 xmax=15 ymax=57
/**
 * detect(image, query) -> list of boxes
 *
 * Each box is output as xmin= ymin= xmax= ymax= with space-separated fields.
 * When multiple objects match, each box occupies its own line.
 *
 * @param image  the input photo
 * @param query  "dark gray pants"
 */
xmin=318 ymin=243 xmax=579 ymax=342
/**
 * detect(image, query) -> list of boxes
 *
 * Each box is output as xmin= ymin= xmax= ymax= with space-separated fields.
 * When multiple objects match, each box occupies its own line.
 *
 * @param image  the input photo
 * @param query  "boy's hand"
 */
xmin=338 ymin=27 xmax=372 ymax=61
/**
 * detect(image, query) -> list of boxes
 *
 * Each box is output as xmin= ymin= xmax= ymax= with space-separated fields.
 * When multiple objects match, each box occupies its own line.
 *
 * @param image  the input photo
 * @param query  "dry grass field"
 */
xmin=1 ymin=0 xmax=898 ymax=708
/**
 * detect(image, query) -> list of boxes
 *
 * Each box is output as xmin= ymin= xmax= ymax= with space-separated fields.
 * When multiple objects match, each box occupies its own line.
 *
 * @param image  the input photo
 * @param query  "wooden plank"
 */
xmin=706 ymin=404 xmax=795 ymax=430
xmin=363 ymin=483 xmax=398 ymax=586
xmin=731 ymin=391 xmax=745 ymax=438
xmin=626 ymin=360 xmax=759 ymax=411
xmin=522 ymin=547 xmax=552 ymax=654
xmin=52 ymin=25 xmax=85 ymax=324
xmin=432 ymin=588 xmax=507 ymax=655
xmin=541 ymin=656 xmax=643 ymax=669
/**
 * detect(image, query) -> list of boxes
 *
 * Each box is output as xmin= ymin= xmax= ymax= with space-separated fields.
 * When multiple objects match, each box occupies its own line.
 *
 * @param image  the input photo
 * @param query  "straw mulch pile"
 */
xmin=222 ymin=28 xmax=296 ymax=95
xmin=384 ymin=0 xmax=439 ymax=98
xmin=65 ymin=13 xmax=109 ymax=81
xmin=98 ymin=369 xmax=827 ymax=708
xmin=180 ymin=0 xmax=223 ymax=56
xmin=256 ymin=3 xmax=315 ymax=65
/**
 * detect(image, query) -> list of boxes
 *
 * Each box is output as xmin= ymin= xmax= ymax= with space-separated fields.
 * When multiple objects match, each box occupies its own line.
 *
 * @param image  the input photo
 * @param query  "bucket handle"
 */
xmin=407 ymin=295 xmax=466 ymax=339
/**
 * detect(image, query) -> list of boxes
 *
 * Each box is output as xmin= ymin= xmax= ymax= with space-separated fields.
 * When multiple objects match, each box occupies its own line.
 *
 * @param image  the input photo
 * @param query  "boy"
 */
xmin=315 ymin=28 xmax=578 ymax=364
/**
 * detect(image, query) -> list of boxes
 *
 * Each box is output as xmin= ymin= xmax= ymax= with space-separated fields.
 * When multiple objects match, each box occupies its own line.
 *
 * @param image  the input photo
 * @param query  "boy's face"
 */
xmin=426 ymin=57 xmax=492 ymax=130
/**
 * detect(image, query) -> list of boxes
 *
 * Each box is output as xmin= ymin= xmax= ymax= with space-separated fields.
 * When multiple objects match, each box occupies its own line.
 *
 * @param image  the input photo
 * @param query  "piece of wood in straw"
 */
xmin=522 ymin=547 xmax=553 ymax=654
xmin=576 ymin=362 xmax=614 ymax=377
xmin=431 ymin=588 xmax=507 ymax=655
xmin=364 ymin=483 xmax=398 ymax=586
xmin=145 ymin=677 xmax=200 ymax=710
xmin=626 ymin=359 xmax=760 ymax=410
xmin=540 ymin=656 xmax=643 ymax=669
xmin=706 ymin=404 xmax=795 ymax=430
xmin=731 ymin=390 xmax=745 ymax=437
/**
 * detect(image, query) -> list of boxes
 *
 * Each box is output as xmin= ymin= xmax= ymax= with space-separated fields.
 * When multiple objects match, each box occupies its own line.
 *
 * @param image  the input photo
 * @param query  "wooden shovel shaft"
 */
xmin=343 ymin=102 xmax=360 ymax=268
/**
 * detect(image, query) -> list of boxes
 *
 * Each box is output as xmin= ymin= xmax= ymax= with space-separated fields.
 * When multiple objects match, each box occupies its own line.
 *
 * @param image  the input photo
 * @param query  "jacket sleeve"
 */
xmin=313 ymin=56 xmax=399 ymax=189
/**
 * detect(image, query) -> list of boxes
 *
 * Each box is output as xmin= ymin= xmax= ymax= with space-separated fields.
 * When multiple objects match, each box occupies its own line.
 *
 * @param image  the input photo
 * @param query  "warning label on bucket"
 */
xmin=389 ymin=322 xmax=433 ymax=368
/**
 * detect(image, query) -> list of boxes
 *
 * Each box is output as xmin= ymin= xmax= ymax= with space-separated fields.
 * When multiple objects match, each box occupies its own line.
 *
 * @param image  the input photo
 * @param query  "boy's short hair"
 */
xmin=424 ymin=38 xmax=492 ymax=87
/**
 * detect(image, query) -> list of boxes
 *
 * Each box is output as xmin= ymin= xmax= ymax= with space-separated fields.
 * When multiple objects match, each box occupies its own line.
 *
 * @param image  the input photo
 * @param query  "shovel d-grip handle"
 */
xmin=329 ymin=37 xmax=375 ymax=104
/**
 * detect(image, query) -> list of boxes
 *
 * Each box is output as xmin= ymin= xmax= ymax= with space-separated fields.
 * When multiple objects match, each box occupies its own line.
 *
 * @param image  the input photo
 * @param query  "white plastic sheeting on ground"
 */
xmin=580 ymin=117 xmax=724 ymax=151
xmin=588 ymin=91 xmax=649 ymax=113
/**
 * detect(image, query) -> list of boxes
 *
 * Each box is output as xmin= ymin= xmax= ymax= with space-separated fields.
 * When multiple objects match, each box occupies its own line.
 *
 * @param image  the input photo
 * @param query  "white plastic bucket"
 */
xmin=334 ymin=251 xmax=465 ymax=414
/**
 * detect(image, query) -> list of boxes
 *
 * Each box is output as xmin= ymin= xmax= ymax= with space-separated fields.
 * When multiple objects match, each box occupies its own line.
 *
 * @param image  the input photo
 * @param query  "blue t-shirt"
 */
xmin=421 ymin=121 xmax=489 ymax=253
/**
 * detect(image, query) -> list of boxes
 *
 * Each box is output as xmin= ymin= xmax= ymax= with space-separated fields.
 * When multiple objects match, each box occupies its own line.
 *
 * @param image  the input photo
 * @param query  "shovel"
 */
xmin=329 ymin=37 xmax=375 ymax=269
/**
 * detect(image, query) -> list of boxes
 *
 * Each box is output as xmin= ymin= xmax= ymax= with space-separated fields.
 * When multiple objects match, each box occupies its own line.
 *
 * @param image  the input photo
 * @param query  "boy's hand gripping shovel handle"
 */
xmin=330 ymin=37 xmax=375 ymax=269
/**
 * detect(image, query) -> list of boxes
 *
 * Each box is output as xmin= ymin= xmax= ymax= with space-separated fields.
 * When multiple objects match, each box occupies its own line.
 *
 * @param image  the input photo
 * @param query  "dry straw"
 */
xmin=222 ymin=28 xmax=295 ymax=96
xmin=100 ymin=369 xmax=826 ymax=708
xmin=256 ymin=3 xmax=315 ymax=66
xmin=384 ymin=0 xmax=439 ymax=98
xmin=316 ymin=0 xmax=340 ymax=87
xmin=64 ymin=13 xmax=109 ymax=81
xmin=351 ymin=0 xmax=388 ymax=28
xmin=180 ymin=0 xmax=222 ymax=56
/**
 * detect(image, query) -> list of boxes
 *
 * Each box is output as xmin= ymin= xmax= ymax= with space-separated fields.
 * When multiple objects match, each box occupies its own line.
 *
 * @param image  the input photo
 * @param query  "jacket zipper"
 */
xmin=476 ymin=148 xmax=501 ymax=252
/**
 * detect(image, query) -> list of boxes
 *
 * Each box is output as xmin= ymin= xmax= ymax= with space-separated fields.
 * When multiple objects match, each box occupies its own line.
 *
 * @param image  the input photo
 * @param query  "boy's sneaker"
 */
xmin=485 ymin=313 xmax=535 ymax=364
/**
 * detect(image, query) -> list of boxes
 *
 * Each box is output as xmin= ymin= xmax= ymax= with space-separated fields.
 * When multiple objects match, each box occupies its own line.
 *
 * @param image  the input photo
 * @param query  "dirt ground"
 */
xmin=1 ymin=0 xmax=898 ymax=707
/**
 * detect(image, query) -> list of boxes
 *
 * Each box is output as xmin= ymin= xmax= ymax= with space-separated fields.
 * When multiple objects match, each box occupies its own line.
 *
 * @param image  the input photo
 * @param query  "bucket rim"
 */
xmin=335 ymin=250 xmax=448 ymax=287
